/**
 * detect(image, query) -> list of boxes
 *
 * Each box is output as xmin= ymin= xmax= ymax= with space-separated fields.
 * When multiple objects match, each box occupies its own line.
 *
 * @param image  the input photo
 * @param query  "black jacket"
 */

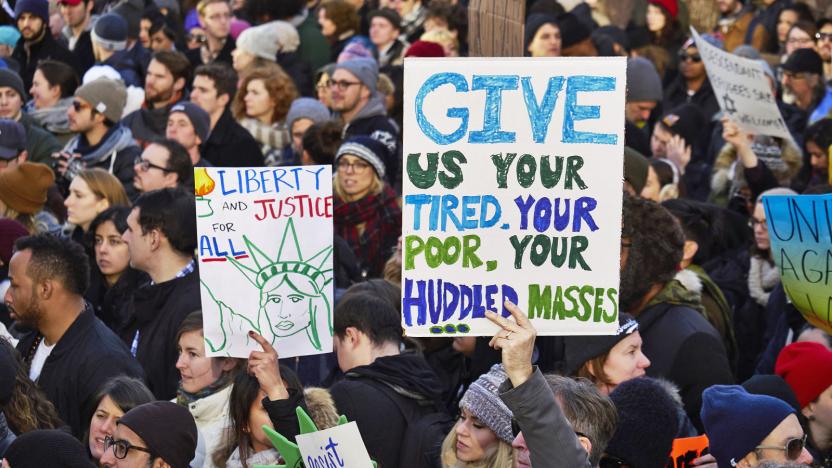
xmin=330 ymin=352 xmax=444 ymax=468
xmin=122 ymin=104 xmax=178 ymax=146
xmin=16 ymin=305 xmax=144 ymax=438
xmin=118 ymin=267 xmax=201 ymax=400
xmin=63 ymin=30 xmax=95 ymax=74
xmin=185 ymin=36 xmax=235 ymax=70
xmin=637 ymin=302 xmax=734 ymax=432
xmin=202 ymin=108 xmax=264 ymax=167
xmin=85 ymin=267 xmax=148 ymax=331
xmin=0 ymin=414 xmax=14 ymax=459
xmin=13 ymin=32 xmax=79 ymax=91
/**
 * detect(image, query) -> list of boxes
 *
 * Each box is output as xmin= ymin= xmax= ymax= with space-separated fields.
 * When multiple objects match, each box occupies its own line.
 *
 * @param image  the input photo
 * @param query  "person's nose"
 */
xmin=796 ymin=447 xmax=813 ymax=465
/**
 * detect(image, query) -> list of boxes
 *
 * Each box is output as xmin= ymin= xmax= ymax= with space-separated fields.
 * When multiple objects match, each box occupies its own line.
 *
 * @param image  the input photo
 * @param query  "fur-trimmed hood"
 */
xmin=303 ymin=387 xmax=340 ymax=430
xmin=710 ymin=137 xmax=802 ymax=204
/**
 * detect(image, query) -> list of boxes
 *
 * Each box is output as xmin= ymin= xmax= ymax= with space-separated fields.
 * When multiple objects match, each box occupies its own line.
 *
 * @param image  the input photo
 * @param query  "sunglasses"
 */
xmin=71 ymin=100 xmax=91 ymax=112
xmin=756 ymin=434 xmax=807 ymax=461
xmin=816 ymin=32 xmax=832 ymax=41
xmin=678 ymin=52 xmax=702 ymax=63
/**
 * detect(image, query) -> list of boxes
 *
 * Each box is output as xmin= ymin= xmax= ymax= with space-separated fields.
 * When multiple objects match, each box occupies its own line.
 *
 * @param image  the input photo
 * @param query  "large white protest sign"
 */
xmin=296 ymin=421 xmax=375 ymax=468
xmin=194 ymin=166 xmax=334 ymax=358
xmin=691 ymin=28 xmax=792 ymax=141
xmin=401 ymin=57 xmax=624 ymax=337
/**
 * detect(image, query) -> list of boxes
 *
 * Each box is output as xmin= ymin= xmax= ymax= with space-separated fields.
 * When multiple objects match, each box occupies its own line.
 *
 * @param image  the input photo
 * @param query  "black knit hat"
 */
xmin=0 ymin=69 xmax=26 ymax=100
xmin=368 ymin=8 xmax=401 ymax=30
xmin=117 ymin=401 xmax=197 ymax=468
xmin=556 ymin=12 xmax=590 ymax=49
xmin=606 ymin=378 xmax=679 ymax=468
xmin=562 ymin=313 xmax=639 ymax=375
xmin=4 ymin=429 xmax=95 ymax=467
xmin=660 ymin=103 xmax=706 ymax=148
xmin=524 ymin=13 xmax=558 ymax=53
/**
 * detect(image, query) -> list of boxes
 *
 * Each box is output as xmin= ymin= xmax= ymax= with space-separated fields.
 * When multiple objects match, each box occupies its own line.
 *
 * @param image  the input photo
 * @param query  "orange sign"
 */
xmin=667 ymin=435 xmax=709 ymax=468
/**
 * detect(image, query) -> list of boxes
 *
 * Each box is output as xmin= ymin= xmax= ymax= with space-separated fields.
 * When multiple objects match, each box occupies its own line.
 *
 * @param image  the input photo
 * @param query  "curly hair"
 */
xmin=0 ymin=338 xmax=63 ymax=433
xmin=320 ymin=0 xmax=360 ymax=39
xmin=232 ymin=64 xmax=298 ymax=124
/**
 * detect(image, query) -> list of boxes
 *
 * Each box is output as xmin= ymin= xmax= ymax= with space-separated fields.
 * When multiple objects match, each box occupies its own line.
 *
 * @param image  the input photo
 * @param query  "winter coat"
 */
xmin=16 ymin=304 xmax=144 ymax=438
xmin=117 ymin=267 xmax=201 ymax=400
xmin=330 ymin=352 xmax=445 ymax=468
xmin=122 ymin=100 xmax=185 ymax=146
xmin=61 ymin=124 xmax=141 ymax=200
xmin=102 ymin=50 xmax=143 ymax=88
xmin=0 ymin=413 xmax=15 ymax=459
xmin=499 ymin=368 xmax=593 ymax=468
xmin=60 ymin=20 xmax=96 ymax=73
xmin=12 ymin=32 xmax=79 ymax=91
xmin=185 ymin=36 xmax=236 ymax=71
xmin=339 ymin=95 xmax=400 ymax=183
xmin=754 ymin=284 xmax=807 ymax=375
xmin=202 ymin=108 xmax=264 ymax=168
xmin=85 ymin=267 xmax=148 ymax=331
xmin=636 ymin=301 xmax=734 ymax=432
xmin=18 ymin=113 xmax=61 ymax=166
xmin=291 ymin=10 xmax=331 ymax=76
xmin=184 ymin=384 xmax=232 ymax=468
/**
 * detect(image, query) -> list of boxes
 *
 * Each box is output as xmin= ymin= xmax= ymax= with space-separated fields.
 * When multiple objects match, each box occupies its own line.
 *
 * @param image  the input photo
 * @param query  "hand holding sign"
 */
xmin=486 ymin=301 xmax=535 ymax=388
xmin=248 ymin=331 xmax=289 ymax=401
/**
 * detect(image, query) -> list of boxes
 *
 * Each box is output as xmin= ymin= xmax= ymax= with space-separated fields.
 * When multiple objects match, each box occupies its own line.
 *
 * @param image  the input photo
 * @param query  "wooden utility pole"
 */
xmin=468 ymin=0 xmax=525 ymax=57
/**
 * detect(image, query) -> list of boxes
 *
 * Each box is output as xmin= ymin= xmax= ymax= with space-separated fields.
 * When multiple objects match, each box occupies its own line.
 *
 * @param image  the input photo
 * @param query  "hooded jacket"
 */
xmin=340 ymin=95 xmax=400 ymax=184
xmin=62 ymin=124 xmax=141 ymax=199
xmin=330 ymin=352 xmax=444 ymax=468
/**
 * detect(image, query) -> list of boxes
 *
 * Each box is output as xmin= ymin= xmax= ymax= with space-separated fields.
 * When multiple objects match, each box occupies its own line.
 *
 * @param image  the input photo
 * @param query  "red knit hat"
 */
xmin=775 ymin=341 xmax=832 ymax=409
xmin=404 ymin=40 xmax=445 ymax=58
xmin=648 ymin=0 xmax=678 ymax=20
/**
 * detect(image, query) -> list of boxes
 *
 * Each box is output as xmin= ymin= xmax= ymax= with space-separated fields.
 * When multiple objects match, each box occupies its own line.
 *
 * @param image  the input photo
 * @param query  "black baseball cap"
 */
xmin=0 ymin=119 xmax=26 ymax=160
xmin=781 ymin=48 xmax=823 ymax=75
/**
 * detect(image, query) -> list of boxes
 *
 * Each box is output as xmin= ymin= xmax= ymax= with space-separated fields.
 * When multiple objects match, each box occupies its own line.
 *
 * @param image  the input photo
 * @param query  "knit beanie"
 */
xmin=91 ymin=13 xmax=128 ymax=51
xmin=648 ymin=0 xmax=678 ymax=20
xmin=236 ymin=21 xmax=300 ymax=61
xmin=75 ymin=78 xmax=127 ymax=123
xmin=14 ymin=0 xmax=48 ymax=21
xmin=0 ymin=338 xmax=17 ymax=407
xmin=337 ymin=40 xmax=374 ymax=62
xmin=369 ymin=8 xmax=402 ymax=29
xmin=405 ymin=40 xmax=445 ymax=58
xmin=0 ymin=26 xmax=20 ymax=47
xmin=458 ymin=364 xmax=514 ymax=443
xmin=118 ymin=401 xmax=197 ymax=468
xmin=660 ymin=103 xmax=706 ymax=147
xmin=741 ymin=374 xmax=802 ymax=415
xmin=624 ymin=147 xmax=650 ymax=193
xmin=0 ymin=162 xmax=54 ymax=214
xmin=626 ymin=57 xmax=663 ymax=103
xmin=594 ymin=25 xmax=629 ymax=52
xmin=0 ymin=69 xmax=25 ymax=101
xmin=334 ymin=58 xmax=379 ymax=93
xmin=170 ymin=102 xmax=211 ymax=142
xmin=4 ymin=429 xmax=94 ymax=467
xmin=606 ymin=377 xmax=678 ymax=468
xmin=524 ymin=13 xmax=558 ymax=53
xmin=701 ymin=385 xmax=795 ymax=468
xmin=112 ymin=2 xmax=141 ymax=40
xmin=0 ymin=218 xmax=29 ymax=267
xmin=562 ymin=313 xmax=639 ymax=375
xmin=556 ymin=12 xmax=590 ymax=49
xmin=775 ymin=341 xmax=832 ymax=409
xmin=336 ymin=135 xmax=389 ymax=178
xmin=286 ymin=97 xmax=330 ymax=132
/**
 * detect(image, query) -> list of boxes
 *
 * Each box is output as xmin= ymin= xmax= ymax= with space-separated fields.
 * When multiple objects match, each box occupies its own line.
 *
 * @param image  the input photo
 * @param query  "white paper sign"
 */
xmin=296 ymin=422 xmax=375 ymax=468
xmin=194 ymin=166 xmax=334 ymax=358
xmin=692 ymin=28 xmax=793 ymax=141
xmin=401 ymin=57 xmax=624 ymax=337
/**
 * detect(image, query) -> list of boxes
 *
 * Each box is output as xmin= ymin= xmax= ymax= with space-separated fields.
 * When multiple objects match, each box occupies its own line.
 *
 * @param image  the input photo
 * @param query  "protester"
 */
xmin=784 ymin=21 xmax=818 ymax=58
xmin=780 ymin=48 xmax=832 ymax=125
xmin=524 ymin=14 xmax=560 ymax=57
xmin=166 ymin=101 xmax=211 ymax=166
xmin=85 ymin=375 xmax=154 ymax=464
xmin=232 ymin=64 xmax=298 ymax=166
xmin=284 ymin=97 xmax=330 ymax=165
xmin=301 ymin=119 xmax=342 ymax=166
xmin=25 ymin=60 xmax=78 ymax=144
xmin=644 ymin=0 xmax=683 ymax=63
xmin=0 ymin=162 xmax=57 ymax=234
xmin=714 ymin=0 xmax=763 ymax=52
xmin=186 ymin=0 xmax=235 ymax=69
xmin=119 ymin=188 xmax=198 ymax=400
xmin=370 ymin=8 xmax=406 ymax=67
xmin=0 ymin=337 xmax=64 ymax=436
xmin=132 ymin=139 xmax=193 ymax=194
xmin=3 ymin=429 xmax=95 ymax=468
xmin=318 ymin=0 xmax=364 ymax=62
xmin=624 ymin=57 xmax=663 ymax=156
xmin=9 ymin=234 xmax=143 ymax=437
xmin=801 ymin=118 xmax=832 ymax=188
xmin=12 ymin=0 xmax=78 ymax=91
xmin=63 ymin=168 xmax=129 ymax=242
xmin=230 ymin=20 xmax=299 ymax=79
xmin=91 ymin=13 xmax=142 ymax=88
xmin=58 ymin=0 xmax=96 ymax=72
xmin=817 ymin=19 xmax=832 ymax=82
xmin=0 ymin=69 xmax=61 ymax=165
xmin=623 ymin=146 xmax=661 ymax=201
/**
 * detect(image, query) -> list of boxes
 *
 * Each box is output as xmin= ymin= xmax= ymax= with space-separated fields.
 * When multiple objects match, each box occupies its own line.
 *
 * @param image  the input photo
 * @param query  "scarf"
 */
xmin=225 ymin=447 xmax=281 ymax=468
xmin=25 ymin=97 xmax=73 ymax=135
xmin=334 ymin=184 xmax=401 ymax=278
xmin=63 ymin=124 xmax=136 ymax=167
xmin=238 ymin=118 xmax=289 ymax=166
xmin=748 ymin=256 xmax=780 ymax=306
xmin=175 ymin=372 xmax=233 ymax=406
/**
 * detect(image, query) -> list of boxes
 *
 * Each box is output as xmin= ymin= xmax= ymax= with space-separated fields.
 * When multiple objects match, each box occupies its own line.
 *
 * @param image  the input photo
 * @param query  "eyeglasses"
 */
xmin=337 ymin=160 xmax=371 ymax=173
xmin=782 ymin=70 xmax=809 ymax=81
xmin=103 ymin=436 xmax=154 ymax=460
xmin=71 ymin=100 xmax=91 ymax=112
xmin=327 ymin=79 xmax=362 ymax=91
xmin=756 ymin=434 xmax=807 ymax=461
xmin=817 ymin=32 xmax=832 ymax=41
xmin=748 ymin=217 xmax=767 ymax=229
xmin=678 ymin=52 xmax=702 ymax=63
xmin=599 ymin=455 xmax=631 ymax=468
xmin=787 ymin=37 xmax=814 ymax=45
xmin=134 ymin=155 xmax=172 ymax=173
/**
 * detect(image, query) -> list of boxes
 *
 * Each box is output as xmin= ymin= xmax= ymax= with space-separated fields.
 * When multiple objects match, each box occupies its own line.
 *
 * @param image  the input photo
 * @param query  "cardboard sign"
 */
xmin=763 ymin=194 xmax=832 ymax=334
xmin=296 ymin=422 xmax=374 ymax=468
xmin=667 ymin=435 xmax=710 ymax=468
xmin=691 ymin=28 xmax=793 ymax=142
xmin=194 ymin=166 xmax=335 ymax=358
xmin=401 ymin=57 xmax=624 ymax=337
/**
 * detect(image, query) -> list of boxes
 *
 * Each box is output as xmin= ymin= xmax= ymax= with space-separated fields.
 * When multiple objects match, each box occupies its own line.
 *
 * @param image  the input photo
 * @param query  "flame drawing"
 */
xmin=194 ymin=168 xmax=215 ymax=218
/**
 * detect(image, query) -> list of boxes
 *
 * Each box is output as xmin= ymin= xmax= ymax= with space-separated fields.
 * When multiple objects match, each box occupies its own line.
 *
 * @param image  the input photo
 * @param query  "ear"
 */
xmin=38 ymin=278 xmax=54 ymax=300
xmin=152 ymin=459 xmax=171 ymax=468
xmin=174 ymin=77 xmax=186 ymax=93
xmin=802 ymin=403 xmax=815 ymax=420
xmin=217 ymin=93 xmax=230 ymax=109
xmin=18 ymin=150 xmax=28 ymax=162
xmin=344 ymin=326 xmax=361 ymax=348
xmin=622 ymin=181 xmax=636 ymax=196
xmin=148 ymin=227 xmax=164 ymax=251
xmin=682 ymin=240 xmax=698 ymax=264
xmin=577 ymin=435 xmax=592 ymax=457
xmin=95 ymin=197 xmax=110 ymax=214
xmin=219 ymin=357 xmax=237 ymax=372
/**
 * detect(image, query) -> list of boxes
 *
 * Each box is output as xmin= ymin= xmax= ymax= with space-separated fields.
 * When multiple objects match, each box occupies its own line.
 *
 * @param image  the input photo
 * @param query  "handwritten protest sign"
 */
xmin=691 ymin=28 xmax=792 ymax=142
xmin=296 ymin=422 xmax=374 ymax=468
xmin=763 ymin=194 xmax=832 ymax=334
xmin=401 ymin=57 xmax=624 ymax=336
xmin=194 ymin=166 xmax=334 ymax=358
xmin=667 ymin=435 xmax=709 ymax=468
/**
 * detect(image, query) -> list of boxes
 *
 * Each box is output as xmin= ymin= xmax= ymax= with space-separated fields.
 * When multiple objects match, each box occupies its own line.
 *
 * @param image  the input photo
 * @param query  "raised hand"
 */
xmin=485 ymin=301 xmax=536 ymax=388
xmin=248 ymin=331 xmax=288 ymax=401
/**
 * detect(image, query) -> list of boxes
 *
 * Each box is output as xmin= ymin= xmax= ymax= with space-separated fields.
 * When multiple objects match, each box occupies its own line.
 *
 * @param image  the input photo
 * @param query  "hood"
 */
xmin=64 ymin=124 xmax=137 ymax=165
xmin=303 ymin=387 xmax=340 ymax=430
xmin=347 ymin=352 xmax=443 ymax=403
xmin=342 ymin=94 xmax=387 ymax=125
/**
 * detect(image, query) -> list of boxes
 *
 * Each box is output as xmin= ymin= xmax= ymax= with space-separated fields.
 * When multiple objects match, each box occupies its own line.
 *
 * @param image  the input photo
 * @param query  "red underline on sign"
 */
xmin=200 ymin=254 xmax=250 ymax=263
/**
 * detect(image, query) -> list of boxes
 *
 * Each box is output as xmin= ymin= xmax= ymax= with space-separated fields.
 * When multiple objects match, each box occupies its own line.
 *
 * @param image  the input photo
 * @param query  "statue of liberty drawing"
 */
xmin=200 ymin=218 xmax=333 ymax=355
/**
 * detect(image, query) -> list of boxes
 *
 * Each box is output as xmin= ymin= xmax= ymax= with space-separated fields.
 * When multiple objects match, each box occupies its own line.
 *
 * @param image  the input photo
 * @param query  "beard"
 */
xmin=9 ymin=294 xmax=44 ymax=330
xmin=619 ymin=248 xmax=655 ymax=314
xmin=146 ymin=86 xmax=175 ymax=105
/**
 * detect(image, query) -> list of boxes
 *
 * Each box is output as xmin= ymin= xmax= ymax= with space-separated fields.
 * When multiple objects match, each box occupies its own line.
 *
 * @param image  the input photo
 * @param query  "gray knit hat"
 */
xmin=335 ymin=135 xmax=388 ymax=178
xmin=286 ymin=97 xmax=330 ymax=131
xmin=459 ymin=364 xmax=514 ymax=443
xmin=92 ymin=13 xmax=128 ymax=51
xmin=626 ymin=57 xmax=663 ymax=103
xmin=236 ymin=21 xmax=300 ymax=61
xmin=75 ymin=78 xmax=127 ymax=123
xmin=334 ymin=58 xmax=378 ymax=92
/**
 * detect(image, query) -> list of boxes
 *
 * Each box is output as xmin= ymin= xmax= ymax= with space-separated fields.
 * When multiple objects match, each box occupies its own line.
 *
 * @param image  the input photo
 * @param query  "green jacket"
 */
xmin=19 ymin=113 xmax=61 ymax=165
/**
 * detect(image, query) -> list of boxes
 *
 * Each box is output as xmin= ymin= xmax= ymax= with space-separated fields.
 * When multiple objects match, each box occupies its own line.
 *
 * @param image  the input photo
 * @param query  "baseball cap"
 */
xmin=0 ymin=119 xmax=27 ymax=160
xmin=781 ymin=48 xmax=823 ymax=75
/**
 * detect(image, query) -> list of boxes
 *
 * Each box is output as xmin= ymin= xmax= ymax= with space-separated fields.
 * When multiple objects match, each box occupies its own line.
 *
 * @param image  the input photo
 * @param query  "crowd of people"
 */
xmin=0 ymin=0 xmax=829 ymax=466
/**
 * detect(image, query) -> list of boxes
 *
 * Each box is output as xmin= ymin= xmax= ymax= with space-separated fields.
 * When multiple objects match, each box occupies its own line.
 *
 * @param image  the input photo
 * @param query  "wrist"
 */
xmin=266 ymin=383 xmax=289 ymax=401
xmin=507 ymin=365 xmax=533 ymax=388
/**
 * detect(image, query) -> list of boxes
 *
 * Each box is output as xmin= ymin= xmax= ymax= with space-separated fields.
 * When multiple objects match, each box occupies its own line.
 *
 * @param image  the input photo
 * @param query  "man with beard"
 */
xmin=817 ymin=19 xmax=832 ymax=82
xmin=58 ymin=0 xmax=97 ymax=73
xmin=619 ymin=195 xmax=733 ymax=432
xmin=12 ymin=0 xmax=78 ymax=91
xmin=122 ymin=50 xmax=190 ymax=146
xmin=7 ymin=234 xmax=142 ymax=438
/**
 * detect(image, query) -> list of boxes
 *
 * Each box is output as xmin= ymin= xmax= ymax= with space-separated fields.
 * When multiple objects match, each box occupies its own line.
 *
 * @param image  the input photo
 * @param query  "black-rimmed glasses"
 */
xmin=103 ymin=435 xmax=154 ymax=460
xmin=134 ymin=155 xmax=173 ymax=173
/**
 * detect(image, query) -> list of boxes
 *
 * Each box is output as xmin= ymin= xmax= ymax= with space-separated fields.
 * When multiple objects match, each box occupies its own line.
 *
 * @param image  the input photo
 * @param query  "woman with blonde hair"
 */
xmin=233 ymin=64 xmax=299 ymax=166
xmin=64 ymin=168 xmax=130 ymax=242
xmin=440 ymin=364 xmax=515 ymax=468
xmin=421 ymin=28 xmax=459 ymax=57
